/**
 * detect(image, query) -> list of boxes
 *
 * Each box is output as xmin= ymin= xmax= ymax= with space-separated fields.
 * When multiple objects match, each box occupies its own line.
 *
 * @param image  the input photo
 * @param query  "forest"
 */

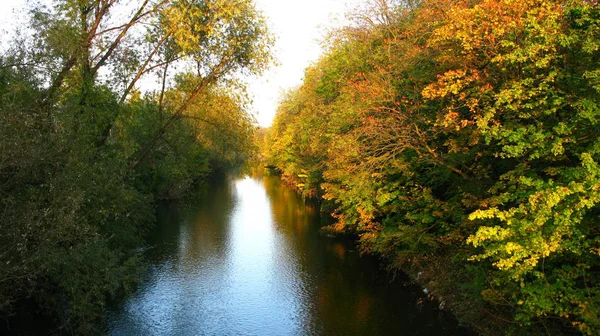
xmin=0 ymin=0 xmax=271 ymax=333
xmin=1 ymin=0 xmax=599 ymax=335
xmin=263 ymin=0 xmax=600 ymax=335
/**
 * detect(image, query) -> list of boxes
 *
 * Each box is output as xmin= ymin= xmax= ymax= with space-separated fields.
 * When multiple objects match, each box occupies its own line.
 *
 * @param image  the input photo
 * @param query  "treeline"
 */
xmin=0 ymin=0 xmax=270 ymax=333
xmin=263 ymin=0 xmax=599 ymax=334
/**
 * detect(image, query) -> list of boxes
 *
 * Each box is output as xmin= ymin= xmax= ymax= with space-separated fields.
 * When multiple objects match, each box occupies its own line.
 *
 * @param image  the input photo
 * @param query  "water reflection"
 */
xmin=108 ymin=174 xmax=473 ymax=335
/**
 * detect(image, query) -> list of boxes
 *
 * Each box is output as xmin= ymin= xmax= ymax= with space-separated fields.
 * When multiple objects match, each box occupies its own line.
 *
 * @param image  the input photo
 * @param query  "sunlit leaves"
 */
xmin=161 ymin=0 xmax=272 ymax=75
xmin=265 ymin=0 xmax=600 ymax=334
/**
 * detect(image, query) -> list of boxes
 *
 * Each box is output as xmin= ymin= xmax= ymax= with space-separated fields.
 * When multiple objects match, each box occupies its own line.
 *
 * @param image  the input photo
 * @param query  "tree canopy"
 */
xmin=0 ymin=0 xmax=272 ymax=333
xmin=264 ymin=1 xmax=600 ymax=334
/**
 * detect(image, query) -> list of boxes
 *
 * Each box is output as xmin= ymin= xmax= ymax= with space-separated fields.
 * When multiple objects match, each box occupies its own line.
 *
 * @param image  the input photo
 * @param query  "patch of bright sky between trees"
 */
xmin=249 ymin=0 xmax=363 ymax=127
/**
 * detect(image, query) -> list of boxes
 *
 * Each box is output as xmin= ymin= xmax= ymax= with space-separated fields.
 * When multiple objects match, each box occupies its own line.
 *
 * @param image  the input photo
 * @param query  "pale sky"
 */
xmin=249 ymin=0 xmax=361 ymax=126
xmin=0 ymin=0 xmax=362 ymax=127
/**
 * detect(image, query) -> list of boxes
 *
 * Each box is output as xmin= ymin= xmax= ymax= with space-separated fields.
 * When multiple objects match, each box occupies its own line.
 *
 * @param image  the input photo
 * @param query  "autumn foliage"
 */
xmin=265 ymin=0 xmax=600 ymax=334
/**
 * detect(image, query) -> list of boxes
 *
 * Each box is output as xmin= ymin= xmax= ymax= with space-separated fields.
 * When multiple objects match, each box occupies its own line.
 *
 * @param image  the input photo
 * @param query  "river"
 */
xmin=107 ymin=173 xmax=473 ymax=335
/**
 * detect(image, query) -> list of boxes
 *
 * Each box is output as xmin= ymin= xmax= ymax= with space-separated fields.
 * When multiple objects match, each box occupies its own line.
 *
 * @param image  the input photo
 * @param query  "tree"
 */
xmin=0 ymin=0 xmax=272 ymax=333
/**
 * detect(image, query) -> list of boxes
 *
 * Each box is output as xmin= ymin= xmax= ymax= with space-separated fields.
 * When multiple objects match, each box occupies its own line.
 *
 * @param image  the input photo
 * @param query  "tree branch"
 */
xmin=91 ymin=0 xmax=153 ymax=75
xmin=127 ymin=57 xmax=230 ymax=172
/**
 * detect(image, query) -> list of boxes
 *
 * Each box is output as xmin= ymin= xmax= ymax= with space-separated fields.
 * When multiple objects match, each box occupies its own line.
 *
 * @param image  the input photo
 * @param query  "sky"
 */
xmin=248 ymin=0 xmax=361 ymax=126
xmin=0 ymin=0 xmax=362 ymax=127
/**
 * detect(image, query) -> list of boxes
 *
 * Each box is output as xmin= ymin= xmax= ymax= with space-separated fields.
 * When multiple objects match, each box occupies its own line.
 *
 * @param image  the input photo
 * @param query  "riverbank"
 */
xmin=393 ymin=254 xmax=507 ymax=336
xmin=268 ymin=167 xmax=583 ymax=335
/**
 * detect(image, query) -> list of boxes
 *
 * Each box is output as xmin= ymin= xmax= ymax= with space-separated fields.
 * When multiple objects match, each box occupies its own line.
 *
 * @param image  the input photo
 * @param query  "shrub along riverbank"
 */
xmin=262 ymin=1 xmax=600 ymax=335
xmin=0 ymin=0 xmax=272 ymax=334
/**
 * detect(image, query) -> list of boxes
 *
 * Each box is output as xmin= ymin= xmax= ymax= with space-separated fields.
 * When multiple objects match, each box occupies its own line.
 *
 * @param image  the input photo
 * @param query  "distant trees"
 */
xmin=264 ymin=0 xmax=599 ymax=334
xmin=0 ymin=0 xmax=271 ymax=333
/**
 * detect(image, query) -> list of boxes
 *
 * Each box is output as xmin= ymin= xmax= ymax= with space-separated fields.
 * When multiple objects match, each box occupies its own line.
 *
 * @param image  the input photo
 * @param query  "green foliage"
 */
xmin=0 ymin=0 xmax=271 ymax=333
xmin=264 ymin=0 xmax=600 ymax=334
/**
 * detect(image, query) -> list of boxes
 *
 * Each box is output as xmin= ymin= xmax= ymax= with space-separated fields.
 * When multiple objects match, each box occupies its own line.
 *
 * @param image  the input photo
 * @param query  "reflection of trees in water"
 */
xmin=151 ymin=179 xmax=234 ymax=264
xmin=260 ymin=173 xmax=379 ymax=334
xmin=262 ymin=174 xmax=313 ymax=238
xmin=180 ymin=179 xmax=235 ymax=264
xmin=260 ymin=173 xmax=464 ymax=335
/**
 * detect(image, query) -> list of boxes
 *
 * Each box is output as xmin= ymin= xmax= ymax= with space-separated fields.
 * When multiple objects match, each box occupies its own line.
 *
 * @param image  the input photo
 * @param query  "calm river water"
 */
xmin=107 ymin=173 xmax=473 ymax=335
